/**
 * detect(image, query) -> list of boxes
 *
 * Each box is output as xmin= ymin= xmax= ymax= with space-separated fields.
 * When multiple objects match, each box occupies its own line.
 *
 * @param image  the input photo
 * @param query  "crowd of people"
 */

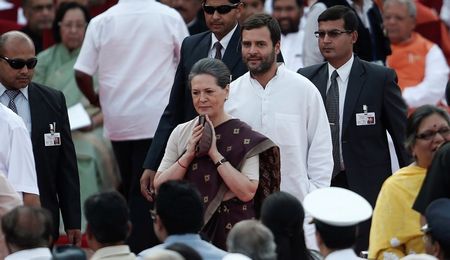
xmin=0 ymin=0 xmax=450 ymax=259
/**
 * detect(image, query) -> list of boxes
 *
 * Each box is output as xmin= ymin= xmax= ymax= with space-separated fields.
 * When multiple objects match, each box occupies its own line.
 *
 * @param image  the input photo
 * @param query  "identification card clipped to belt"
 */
xmin=44 ymin=122 xmax=61 ymax=146
xmin=356 ymin=105 xmax=376 ymax=126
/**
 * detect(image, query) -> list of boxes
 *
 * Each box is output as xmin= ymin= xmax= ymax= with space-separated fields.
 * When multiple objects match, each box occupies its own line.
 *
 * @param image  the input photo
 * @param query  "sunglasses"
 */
xmin=203 ymin=3 xmax=239 ymax=14
xmin=0 ymin=56 xmax=38 ymax=70
xmin=416 ymin=127 xmax=450 ymax=140
xmin=314 ymin=30 xmax=353 ymax=39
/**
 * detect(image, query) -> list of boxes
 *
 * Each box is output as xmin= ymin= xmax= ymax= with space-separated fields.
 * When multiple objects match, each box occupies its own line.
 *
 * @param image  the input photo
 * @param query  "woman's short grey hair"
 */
xmin=188 ymin=58 xmax=231 ymax=89
xmin=227 ymin=220 xmax=277 ymax=260
xmin=384 ymin=0 xmax=416 ymax=18
xmin=405 ymin=105 xmax=450 ymax=152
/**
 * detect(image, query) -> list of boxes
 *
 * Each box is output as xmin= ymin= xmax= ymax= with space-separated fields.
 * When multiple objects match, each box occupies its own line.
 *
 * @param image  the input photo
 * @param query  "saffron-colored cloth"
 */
xmin=387 ymin=33 xmax=433 ymax=90
xmin=369 ymin=165 xmax=426 ymax=259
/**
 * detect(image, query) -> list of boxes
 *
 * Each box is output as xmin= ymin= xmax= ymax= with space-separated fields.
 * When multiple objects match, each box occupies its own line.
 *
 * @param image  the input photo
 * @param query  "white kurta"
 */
xmin=225 ymin=64 xmax=333 ymax=249
xmin=0 ymin=104 xmax=39 ymax=196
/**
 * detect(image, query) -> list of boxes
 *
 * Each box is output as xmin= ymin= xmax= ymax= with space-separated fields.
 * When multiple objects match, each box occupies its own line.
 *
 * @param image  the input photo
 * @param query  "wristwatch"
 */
xmin=215 ymin=158 xmax=227 ymax=168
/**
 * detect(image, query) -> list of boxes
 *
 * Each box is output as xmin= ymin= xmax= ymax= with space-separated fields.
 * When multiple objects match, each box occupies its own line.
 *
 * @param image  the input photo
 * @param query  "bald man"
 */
xmin=0 ymin=31 xmax=81 ymax=246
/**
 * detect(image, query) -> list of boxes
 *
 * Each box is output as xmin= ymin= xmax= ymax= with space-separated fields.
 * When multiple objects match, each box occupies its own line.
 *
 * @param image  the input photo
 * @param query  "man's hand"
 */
xmin=66 ymin=229 xmax=82 ymax=246
xmin=140 ymin=169 xmax=156 ymax=202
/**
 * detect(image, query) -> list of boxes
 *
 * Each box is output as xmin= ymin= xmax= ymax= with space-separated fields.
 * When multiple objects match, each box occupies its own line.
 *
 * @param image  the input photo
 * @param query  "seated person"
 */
xmin=153 ymin=58 xmax=280 ymax=249
xmin=383 ymin=0 xmax=449 ymax=109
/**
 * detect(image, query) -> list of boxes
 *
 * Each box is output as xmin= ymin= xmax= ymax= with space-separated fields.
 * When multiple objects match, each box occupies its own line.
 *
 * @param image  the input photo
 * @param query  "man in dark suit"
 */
xmin=140 ymin=0 xmax=248 ymax=200
xmin=0 ymin=31 xmax=81 ymax=245
xmin=297 ymin=6 xmax=410 ymax=252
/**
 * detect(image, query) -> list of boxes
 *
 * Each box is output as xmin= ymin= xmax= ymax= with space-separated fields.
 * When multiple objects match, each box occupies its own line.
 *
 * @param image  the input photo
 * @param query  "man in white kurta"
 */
xmin=0 ymin=103 xmax=39 ymax=204
xmin=225 ymin=13 xmax=333 ymax=250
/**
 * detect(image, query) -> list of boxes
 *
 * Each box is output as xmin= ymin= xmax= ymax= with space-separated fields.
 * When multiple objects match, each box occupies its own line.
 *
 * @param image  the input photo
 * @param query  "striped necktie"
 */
xmin=326 ymin=70 xmax=340 ymax=178
xmin=4 ymin=89 xmax=20 ymax=114
xmin=214 ymin=42 xmax=222 ymax=60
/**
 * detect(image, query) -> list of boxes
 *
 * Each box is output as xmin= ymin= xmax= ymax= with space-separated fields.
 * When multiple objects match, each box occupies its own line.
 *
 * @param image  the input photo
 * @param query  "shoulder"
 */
xmin=297 ymin=62 xmax=327 ymax=77
xmin=36 ymin=44 xmax=58 ymax=60
xmin=0 ymin=104 xmax=26 ymax=130
xmin=184 ymin=31 xmax=211 ymax=45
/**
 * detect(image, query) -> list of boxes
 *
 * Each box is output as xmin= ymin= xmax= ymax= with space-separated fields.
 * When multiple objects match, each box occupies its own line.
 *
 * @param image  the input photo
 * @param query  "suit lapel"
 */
xmin=28 ymin=83 xmax=46 ymax=143
xmin=342 ymin=57 xmax=366 ymax=133
xmin=315 ymin=65 xmax=329 ymax=104
xmin=193 ymin=32 xmax=211 ymax=61
xmin=222 ymin=25 xmax=241 ymax=79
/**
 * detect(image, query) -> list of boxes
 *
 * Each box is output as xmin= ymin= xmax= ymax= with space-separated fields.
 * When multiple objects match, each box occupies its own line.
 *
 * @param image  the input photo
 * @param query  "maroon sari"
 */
xmin=184 ymin=119 xmax=280 ymax=249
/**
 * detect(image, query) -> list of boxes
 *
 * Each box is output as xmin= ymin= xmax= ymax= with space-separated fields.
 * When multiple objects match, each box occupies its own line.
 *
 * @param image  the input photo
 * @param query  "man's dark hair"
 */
xmin=241 ymin=13 xmax=281 ymax=47
xmin=272 ymin=0 xmax=303 ymax=8
xmin=84 ymin=191 xmax=129 ymax=244
xmin=315 ymin=221 xmax=357 ymax=250
xmin=318 ymin=5 xmax=359 ymax=31
xmin=53 ymin=2 xmax=90 ymax=43
xmin=156 ymin=180 xmax=204 ymax=235
xmin=2 ymin=206 xmax=53 ymax=249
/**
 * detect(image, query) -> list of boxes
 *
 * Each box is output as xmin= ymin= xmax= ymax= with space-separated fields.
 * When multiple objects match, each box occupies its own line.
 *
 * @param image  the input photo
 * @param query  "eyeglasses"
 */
xmin=150 ymin=209 xmax=157 ymax=221
xmin=0 ymin=56 xmax=38 ymax=70
xmin=416 ymin=127 xmax=450 ymax=140
xmin=314 ymin=29 xmax=353 ymax=38
xmin=203 ymin=3 xmax=240 ymax=15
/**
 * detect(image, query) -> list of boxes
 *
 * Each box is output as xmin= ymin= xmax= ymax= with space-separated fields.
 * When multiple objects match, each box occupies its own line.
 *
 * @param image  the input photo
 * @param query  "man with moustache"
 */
xmin=298 ymin=6 xmax=409 ymax=252
xmin=272 ymin=0 xmax=306 ymax=70
xmin=0 ymin=31 xmax=81 ymax=246
xmin=225 ymin=13 xmax=333 ymax=249
xmin=141 ymin=0 xmax=248 ymax=202
xmin=21 ymin=0 xmax=55 ymax=53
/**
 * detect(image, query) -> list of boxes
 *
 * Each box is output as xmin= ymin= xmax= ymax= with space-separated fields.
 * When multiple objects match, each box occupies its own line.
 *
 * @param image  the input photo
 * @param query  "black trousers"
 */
xmin=111 ymin=139 xmax=158 ymax=253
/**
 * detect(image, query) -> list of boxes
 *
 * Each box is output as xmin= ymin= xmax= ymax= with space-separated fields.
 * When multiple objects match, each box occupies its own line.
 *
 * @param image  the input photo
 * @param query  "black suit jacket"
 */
xmin=143 ymin=27 xmax=248 ymax=170
xmin=28 ymin=82 xmax=81 ymax=238
xmin=298 ymin=57 xmax=411 ymax=205
xmin=319 ymin=0 xmax=391 ymax=63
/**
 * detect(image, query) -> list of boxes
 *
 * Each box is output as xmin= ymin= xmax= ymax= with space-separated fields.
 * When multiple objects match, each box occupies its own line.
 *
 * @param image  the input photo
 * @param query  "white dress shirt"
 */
xmin=327 ymin=55 xmax=353 ymax=170
xmin=0 ymin=83 xmax=32 ymax=133
xmin=5 ymin=247 xmax=52 ymax=260
xmin=74 ymin=0 xmax=188 ymax=141
xmin=0 ymin=104 xmax=39 ymax=196
xmin=210 ymin=24 xmax=238 ymax=59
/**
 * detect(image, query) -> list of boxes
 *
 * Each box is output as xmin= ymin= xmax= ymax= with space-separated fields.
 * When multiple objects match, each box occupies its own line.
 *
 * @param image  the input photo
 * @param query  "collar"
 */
xmin=165 ymin=233 xmax=202 ymax=243
xmin=327 ymin=54 xmax=354 ymax=82
xmin=5 ymin=247 xmax=52 ymax=260
xmin=326 ymin=248 xmax=360 ymax=259
xmin=211 ymin=24 xmax=238 ymax=52
xmin=0 ymin=82 xmax=29 ymax=101
xmin=91 ymin=245 xmax=134 ymax=259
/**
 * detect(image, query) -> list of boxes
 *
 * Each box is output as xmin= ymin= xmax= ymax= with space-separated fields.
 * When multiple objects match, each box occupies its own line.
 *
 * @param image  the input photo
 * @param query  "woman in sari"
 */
xmin=154 ymin=58 xmax=280 ymax=250
xmin=369 ymin=105 xmax=450 ymax=259
xmin=33 ymin=2 xmax=118 ymax=233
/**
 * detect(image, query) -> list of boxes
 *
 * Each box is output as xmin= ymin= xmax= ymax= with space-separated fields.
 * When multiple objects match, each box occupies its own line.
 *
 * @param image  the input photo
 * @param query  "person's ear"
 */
xmin=274 ymin=41 xmax=281 ymax=55
xmin=351 ymin=30 xmax=358 ymax=44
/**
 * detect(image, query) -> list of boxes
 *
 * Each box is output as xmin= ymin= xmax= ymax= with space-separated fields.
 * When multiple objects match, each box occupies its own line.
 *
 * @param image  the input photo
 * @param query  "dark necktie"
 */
xmin=4 ymin=89 xmax=20 ymax=114
xmin=214 ymin=42 xmax=222 ymax=60
xmin=326 ymin=70 xmax=340 ymax=178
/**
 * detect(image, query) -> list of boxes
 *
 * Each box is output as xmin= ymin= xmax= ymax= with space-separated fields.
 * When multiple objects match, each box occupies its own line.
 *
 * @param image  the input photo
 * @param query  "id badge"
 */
xmin=356 ymin=112 xmax=376 ymax=126
xmin=44 ymin=133 xmax=61 ymax=146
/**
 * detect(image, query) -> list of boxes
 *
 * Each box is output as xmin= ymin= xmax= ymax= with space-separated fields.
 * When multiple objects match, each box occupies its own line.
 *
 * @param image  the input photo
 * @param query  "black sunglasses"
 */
xmin=203 ymin=3 xmax=239 ymax=14
xmin=0 ymin=56 xmax=38 ymax=70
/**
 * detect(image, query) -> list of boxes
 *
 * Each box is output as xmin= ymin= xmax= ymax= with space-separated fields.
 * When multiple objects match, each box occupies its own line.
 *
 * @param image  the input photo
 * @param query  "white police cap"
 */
xmin=303 ymin=187 xmax=373 ymax=227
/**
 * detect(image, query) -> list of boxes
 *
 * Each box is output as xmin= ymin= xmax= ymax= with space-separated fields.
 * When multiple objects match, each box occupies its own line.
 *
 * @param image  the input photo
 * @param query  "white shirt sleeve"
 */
xmin=441 ymin=0 xmax=450 ymax=27
xmin=74 ymin=19 xmax=100 ymax=75
xmin=306 ymin=86 xmax=333 ymax=192
xmin=402 ymin=44 xmax=450 ymax=108
xmin=240 ymin=154 xmax=259 ymax=181
xmin=157 ymin=125 xmax=183 ymax=173
xmin=8 ymin=120 xmax=39 ymax=195
xmin=303 ymin=3 xmax=327 ymax=67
